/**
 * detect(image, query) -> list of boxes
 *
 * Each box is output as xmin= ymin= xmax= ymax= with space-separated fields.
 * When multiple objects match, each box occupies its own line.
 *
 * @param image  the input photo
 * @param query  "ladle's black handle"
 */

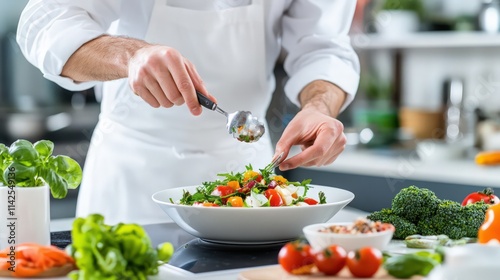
xmin=196 ymin=91 xmax=217 ymax=111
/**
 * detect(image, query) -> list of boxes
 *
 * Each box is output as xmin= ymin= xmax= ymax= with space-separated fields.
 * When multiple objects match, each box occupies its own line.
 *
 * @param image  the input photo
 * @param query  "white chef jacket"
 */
xmin=17 ymin=0 xmax=360 ymax=110
xmin=16 ymin=0 xmax=360 ymax=224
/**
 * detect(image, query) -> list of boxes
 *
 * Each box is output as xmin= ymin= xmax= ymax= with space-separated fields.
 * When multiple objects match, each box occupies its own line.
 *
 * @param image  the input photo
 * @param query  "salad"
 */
xmin=173 ymin=164 xmax=326 ymax=207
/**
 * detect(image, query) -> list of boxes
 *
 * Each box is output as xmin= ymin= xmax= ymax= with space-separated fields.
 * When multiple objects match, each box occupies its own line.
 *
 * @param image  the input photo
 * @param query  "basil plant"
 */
xmin=0 ymin=139 xmax=82 ymax=199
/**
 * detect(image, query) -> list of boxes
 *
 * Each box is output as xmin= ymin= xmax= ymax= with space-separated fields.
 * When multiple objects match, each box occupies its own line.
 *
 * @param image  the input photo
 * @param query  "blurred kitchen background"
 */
xmin=1 ymin=0 xmax=500 ymax=220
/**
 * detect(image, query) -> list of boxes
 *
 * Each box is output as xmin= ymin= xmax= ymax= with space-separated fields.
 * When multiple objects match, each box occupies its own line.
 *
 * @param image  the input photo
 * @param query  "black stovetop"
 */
xmin=51 ymin=223 xmax=282 ymax=274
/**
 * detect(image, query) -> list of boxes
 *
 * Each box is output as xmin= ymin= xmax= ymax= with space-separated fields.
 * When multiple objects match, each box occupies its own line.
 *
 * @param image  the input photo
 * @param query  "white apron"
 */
xmin=76 ymin=0 xmax=275 ymax=225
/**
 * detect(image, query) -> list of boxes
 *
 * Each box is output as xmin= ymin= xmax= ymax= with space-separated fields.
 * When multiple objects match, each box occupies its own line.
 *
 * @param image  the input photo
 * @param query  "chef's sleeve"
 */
xmin=16 ymin=0 xmax=121 ymax=91
xmin=281 ymin=0 xmax=360 ymax=113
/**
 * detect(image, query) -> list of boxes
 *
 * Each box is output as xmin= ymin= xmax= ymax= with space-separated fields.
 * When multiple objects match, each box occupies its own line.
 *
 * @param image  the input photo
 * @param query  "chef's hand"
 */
xmin=61 ymin=36 xmax=214 ymax=115
xmin=128 ymin=45 xmax=216 ymax=115
xmin=274 ymin=81 xmax=347 ymax=171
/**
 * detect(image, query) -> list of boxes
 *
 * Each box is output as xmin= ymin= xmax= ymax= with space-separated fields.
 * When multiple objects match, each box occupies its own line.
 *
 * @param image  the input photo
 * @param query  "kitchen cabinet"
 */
xmin=335 ymin=31 xmax=500 ymax=202
xmin=352 ymin=31 xmax=500 ymax=129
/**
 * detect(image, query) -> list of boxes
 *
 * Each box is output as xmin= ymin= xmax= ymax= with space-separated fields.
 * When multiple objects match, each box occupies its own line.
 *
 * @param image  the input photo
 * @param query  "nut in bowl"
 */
xmin=303 ymin=218 xmax=395 ymax=252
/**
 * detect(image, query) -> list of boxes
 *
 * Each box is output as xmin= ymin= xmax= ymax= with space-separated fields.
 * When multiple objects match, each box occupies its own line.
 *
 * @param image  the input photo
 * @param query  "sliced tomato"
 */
xmin=211 ymin=186 xmax=235 ymax=203
xmin=264 ymin=189 xmax=283 ymax=207
xmin=278 ymin=241 xmax=314 ymax=275
xmin=303 ymin=198 xmax=318 ymax=205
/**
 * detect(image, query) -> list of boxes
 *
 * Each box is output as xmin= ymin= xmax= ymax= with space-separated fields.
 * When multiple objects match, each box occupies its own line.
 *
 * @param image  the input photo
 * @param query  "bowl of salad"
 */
xmin=152 ymin=165 xmax=355 ymax=244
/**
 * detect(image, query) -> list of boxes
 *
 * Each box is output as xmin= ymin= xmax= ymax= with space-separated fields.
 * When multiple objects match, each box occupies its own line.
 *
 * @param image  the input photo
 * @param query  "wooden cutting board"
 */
xmin=238 ymin=265 xmax=424 ymax=280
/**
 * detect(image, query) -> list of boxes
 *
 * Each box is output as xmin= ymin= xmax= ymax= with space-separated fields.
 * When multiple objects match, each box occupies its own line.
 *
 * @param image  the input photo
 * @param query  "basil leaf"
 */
xmin=39 ymin=167 xmax=68 ymax=199
xmin=3 ymin=162 xmax=38 ymax=187
xmin=8 ymin=139 xmax=39 ymax=166
xmin=34 ymin=140 xmax=54 ymax=160
xmin=0 ymin=139 xmax=81 ymax=198
xmin=49 ymin=155 xmax=82 ymax=189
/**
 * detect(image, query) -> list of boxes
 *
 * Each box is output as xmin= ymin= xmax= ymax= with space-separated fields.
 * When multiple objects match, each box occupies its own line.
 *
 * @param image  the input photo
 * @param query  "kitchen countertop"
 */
xmin=50 ymin=207 xmax=370 ymax=280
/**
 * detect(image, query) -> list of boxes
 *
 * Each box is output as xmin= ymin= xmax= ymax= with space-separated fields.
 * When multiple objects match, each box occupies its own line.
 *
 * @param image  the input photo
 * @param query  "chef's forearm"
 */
xmin=299 ymin=80 xmax=347 ymax=117
xmin=61 ymin=35 xmax=148 ymax=82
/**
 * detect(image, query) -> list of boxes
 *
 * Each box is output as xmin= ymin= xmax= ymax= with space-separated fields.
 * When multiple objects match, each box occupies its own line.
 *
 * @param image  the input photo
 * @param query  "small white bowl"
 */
xmin=303 ymin=222 xmax=394 ymax=253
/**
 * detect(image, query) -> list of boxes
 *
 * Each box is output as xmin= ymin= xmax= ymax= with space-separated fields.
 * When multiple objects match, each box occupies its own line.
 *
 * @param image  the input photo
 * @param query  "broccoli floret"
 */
xmin=417 ymin=200 xmax=489 ymax=239
xmin=367 ymin=208 xmax=419 ymax=239
xmin=392 ymin=186 xmax=440 ymax=223
xmin=462 ymin=201 xmax=489 ymax=237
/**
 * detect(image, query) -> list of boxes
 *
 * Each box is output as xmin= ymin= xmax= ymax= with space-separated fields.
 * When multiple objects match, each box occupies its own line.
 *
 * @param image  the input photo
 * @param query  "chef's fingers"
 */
xmin=155 ymin=69 xmax=183 ymax=107
xmin=303 ymin=133 xmax=346 ymax=166
xmin=185 ymin=59 xmax=217 ymax=103
xmin=323 ymin=132 xmax=347 ymax=165
xmin=133 ymin=84 xmax=160 ymax=108
xmin=164 ymin=49 xmax=199 ymax=115
xmin=144 ymin=75 xmax=174 ymax=108
xmin=322 ymin=138 xmax=346 ymax=166
xmin=278 ymin=125 xmax=342 ymax=170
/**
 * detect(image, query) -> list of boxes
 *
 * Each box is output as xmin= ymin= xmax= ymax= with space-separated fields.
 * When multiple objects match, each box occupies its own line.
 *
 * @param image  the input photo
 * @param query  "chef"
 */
xmin=16 ymin=0 xmax=360 ymax=224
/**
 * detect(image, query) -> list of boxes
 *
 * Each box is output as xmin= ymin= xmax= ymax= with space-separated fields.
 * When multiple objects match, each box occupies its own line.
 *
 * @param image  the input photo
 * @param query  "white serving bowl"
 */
xmin=152 ymin=185 xmax=354 ymax=244
xmin=303 ymin=222 xmax=394 ymax=252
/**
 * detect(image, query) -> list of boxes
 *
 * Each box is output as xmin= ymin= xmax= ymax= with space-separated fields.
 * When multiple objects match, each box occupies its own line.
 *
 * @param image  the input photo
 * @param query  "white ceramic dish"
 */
xmin=152 ymin=185 xmax=354 ymax=244
xmin=426 ymin=244 xmax=500 ymax=280
xmin=303 ymin=222 xmax=394 ymax=252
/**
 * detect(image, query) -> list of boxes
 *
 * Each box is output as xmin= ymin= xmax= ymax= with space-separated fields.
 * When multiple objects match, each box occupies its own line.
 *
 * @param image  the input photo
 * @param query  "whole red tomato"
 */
xmin=314 ymin=245 xmax=347 ymax=275
xmin=462 ymin=188 xmax=500 ymax=206
xmin=346 ymin=247 xmax=382 ymax=278
xmin=278 ymin=241 xmax=315 ymax=275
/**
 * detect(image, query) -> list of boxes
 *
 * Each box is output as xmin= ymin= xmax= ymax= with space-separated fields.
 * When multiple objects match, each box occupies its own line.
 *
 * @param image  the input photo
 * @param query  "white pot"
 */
xmin=0 ymin=184 xmax=51 ymax=249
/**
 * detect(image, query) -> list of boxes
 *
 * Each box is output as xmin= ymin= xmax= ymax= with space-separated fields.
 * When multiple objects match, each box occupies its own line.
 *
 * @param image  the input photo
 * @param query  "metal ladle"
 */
xmin=196 ymin=91 xmax=265 ymax=143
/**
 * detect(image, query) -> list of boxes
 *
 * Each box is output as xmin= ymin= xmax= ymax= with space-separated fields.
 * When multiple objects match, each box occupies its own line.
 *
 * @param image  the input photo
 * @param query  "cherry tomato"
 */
xmin=462 ymin=188 xmax=500 ymax=206
xmin=478 ymin=203 xmax=500 ymax=244
xmin=226 ymin=196 xmax=244 ymax=207
xmin=211 ymin=186 xmax=234 ymax=203
xmin=303 ymin=197 xmax=318 ymax=205
xmin=278 ymin=241 xmax=315 ymax=275
xmin=314 ymin=245 xmax=347 ymax=276
xmin=346 ymin=247 xmax=382 ymax=278
xmin=264 ymin=189 xmax=283 ymax=207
